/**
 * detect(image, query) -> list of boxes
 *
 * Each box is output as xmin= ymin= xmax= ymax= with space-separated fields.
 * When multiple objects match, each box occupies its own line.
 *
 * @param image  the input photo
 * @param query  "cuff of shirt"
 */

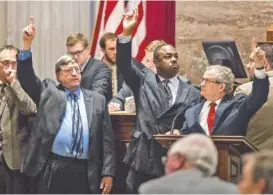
xmin=18 ymin=50 xmax=31 ymax=61
xmin=118 ymin=35 xmax=132 ymax=44
xmin=254 ymin=68 xmax=267 ymax=79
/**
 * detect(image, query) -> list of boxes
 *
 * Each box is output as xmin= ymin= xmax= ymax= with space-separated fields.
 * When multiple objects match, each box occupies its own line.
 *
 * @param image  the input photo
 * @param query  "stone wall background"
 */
xmin=176 ymin=1 xmax=273 ymax=84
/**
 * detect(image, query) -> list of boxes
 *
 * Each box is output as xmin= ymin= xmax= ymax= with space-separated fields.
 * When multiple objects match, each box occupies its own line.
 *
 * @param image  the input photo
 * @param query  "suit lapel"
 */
xmin=193 ymin=101 xmax=204 ymax=124
xmin=157 ymin=78 xmax=190 ymax=119
xmin=0 ymin=96 xmax=7 ymax=120
xmin=82 ymin=88 xmax=94 ymax=130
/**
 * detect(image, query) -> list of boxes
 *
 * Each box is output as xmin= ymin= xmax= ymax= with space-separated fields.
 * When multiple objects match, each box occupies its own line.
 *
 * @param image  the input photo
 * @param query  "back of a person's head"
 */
xmin=243 ymin=151 xmax=273 ymax=194
xmin=169 ymin=134 xmax=218 ymax=176
xmin=145 ymin=40 xmax=166 ymax=53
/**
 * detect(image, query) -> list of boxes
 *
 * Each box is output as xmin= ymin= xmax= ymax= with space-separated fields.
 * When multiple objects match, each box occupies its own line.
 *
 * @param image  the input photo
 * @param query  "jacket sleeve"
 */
xmin=91 ymin=64 xmax=111 ymax=101
xmin=241 ymin=76 xmax=269 ymax=119
xmin=17 ymin=56 xmax=43 ymax=105
xmin=110 ymin=82 xmax=133 ymax=110
xmin=116 ymin=39 xmax=144 ymax=95
xmin=102 ymin=97 xmax=116 ymax=177
xmin=6 ymin=80 xmax=37 ymax=115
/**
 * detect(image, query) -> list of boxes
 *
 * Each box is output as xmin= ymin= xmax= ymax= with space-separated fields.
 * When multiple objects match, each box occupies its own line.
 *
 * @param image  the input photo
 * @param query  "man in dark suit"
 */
xmin=99 ymin=32 xmax=124 ymax=97
xmin=179 ymin=47 xmax=269 ymax=136
xmin=139 ymin=134 xmax=237 ymax=194
xmin=17 ymin=18 xmax=116 ymax=194
xmin=66 ymin=33 xmax=112 ymax=101
xmin=117 ymin=10 xmax=200 ymax=192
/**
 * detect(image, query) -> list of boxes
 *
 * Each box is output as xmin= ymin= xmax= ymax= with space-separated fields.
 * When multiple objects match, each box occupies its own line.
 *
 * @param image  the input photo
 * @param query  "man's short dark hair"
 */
xmin=153 ymin=44 xmax=170 ymax=62
xmin=99 ymin=32 xmax=117 ymax=49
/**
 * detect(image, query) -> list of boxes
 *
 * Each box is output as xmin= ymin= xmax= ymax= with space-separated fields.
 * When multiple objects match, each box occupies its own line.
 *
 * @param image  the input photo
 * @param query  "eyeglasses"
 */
xmin=60 ymin=67 xmax=81 ymax=74
xmin=68 ymin=48 xmax=86 ymax=56
xmin=201 ymin=78 xmax=221 ymax=84
xmin=0 ymin=60 xmax=17 ymax=68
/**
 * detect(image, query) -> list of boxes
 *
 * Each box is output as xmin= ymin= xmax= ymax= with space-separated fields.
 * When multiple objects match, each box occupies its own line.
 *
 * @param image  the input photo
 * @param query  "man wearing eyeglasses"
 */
xmin=178 ymin=47 xmax=269 ymax=136
xmin=66 ymin=33 xmax=112 ymax=101
xmin=17 ymin=17 xmax=116 ymax=194
xmin=0 ymin=45 xmax=36 ymax=193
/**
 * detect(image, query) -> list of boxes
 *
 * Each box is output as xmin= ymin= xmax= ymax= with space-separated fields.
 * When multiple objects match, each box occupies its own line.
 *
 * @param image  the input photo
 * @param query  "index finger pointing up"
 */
xmin=29 ymin=16 xmax=34 ymax=25
xmin=251 ymin=37 xmax=257 ymax=52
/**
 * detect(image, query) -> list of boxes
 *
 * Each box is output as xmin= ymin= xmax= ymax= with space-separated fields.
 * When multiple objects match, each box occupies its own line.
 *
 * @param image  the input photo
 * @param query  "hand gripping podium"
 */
xmin=154 ymin=135 xmax=258 ymax=183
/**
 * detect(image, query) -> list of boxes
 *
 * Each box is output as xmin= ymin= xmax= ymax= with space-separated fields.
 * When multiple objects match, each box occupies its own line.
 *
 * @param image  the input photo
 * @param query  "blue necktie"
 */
xmin=69 ymin=93 xmax=83 ymax=157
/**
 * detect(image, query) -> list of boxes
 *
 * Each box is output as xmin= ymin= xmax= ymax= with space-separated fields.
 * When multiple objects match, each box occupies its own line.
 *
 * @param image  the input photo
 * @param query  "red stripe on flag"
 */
xmin=103 ymin=0 xmax=119 ymax=28
xmin=90 ymin=0 xmax=105 ymax=56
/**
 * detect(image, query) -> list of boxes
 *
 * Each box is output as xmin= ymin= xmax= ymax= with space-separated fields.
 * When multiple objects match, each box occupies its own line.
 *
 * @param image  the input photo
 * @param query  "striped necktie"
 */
xmin=69 ymin=93 xmax=83 ymax=157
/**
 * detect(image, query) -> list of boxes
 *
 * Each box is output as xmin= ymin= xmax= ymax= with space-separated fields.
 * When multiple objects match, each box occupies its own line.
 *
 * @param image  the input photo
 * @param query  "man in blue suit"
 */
xmin=178 ymin=47 xmax=269 ymax=136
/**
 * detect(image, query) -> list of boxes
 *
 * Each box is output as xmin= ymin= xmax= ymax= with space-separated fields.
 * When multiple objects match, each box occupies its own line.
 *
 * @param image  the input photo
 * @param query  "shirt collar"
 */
xmin=80 ymin=56 xmax=91 ymax=72
xmin=65 ymin=87 xmax=81 ymax=99
xmin=206 ymin=98 xmax=222 ymax=107
xmin=158 ymin=75 xmax=178 ymax=85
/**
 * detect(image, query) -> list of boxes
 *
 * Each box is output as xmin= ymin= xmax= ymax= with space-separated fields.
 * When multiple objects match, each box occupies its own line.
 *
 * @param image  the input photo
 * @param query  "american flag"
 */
xmin=90 ymin=0 xmax=175 ymax=62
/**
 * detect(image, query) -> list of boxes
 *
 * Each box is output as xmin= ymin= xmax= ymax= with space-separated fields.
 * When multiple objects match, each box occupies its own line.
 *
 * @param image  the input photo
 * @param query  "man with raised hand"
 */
xmin=17 ymin=17 xmax=116 ymax=194
xmin=116 ymin=9 xmax=200 ymax=192
xmin=235 ymin=38 xmax=273 ymax=150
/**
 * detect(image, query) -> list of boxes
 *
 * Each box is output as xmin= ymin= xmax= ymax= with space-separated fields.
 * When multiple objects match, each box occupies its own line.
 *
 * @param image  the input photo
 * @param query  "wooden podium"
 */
xmin=154 ymin=135 xmax=258 ymax=183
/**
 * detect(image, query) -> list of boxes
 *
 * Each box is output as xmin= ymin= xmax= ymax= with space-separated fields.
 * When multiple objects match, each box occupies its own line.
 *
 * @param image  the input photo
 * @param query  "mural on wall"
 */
xmin=176 ymin=1 xmax=273 ymax=84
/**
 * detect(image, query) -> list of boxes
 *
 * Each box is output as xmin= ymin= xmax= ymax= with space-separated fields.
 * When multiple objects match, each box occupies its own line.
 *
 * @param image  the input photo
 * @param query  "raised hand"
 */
xmin=4 ymin=68 xmax=17 ymax=84
xmin=122 ymin=8 xmax=138 ymax=36
xmin=253 ymin=47 xmax=266 ymax=69
xmin=22 ymin=16 xmax=36 ymax=50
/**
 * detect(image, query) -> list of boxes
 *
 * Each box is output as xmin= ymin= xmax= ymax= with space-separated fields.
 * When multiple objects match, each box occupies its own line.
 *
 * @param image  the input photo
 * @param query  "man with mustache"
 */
xmin=17 ymin=17 xmax=116 ymax=194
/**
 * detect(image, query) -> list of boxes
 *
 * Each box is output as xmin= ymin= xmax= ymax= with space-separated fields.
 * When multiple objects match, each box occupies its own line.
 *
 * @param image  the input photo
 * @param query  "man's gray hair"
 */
xmin=206 ymin=65 xmax=235 ymax=93
xmin=243 ymin=151 xmax=273 ymax=194
xmin=55 ymin=54 xmax=76 ymax=73
xmin=169 ymin=134 xmax=218 ymax=176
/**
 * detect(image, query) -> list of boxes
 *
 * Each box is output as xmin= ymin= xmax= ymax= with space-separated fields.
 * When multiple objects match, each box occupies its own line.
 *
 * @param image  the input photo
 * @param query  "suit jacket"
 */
xmin=116 ymin=40 xmax=200 ymax=177
xmin=181 ymin=76 xmax=269 ymax=136
xmin=81 ymin=57 xmax=112 ymax=101
xmin=235 ymin=71 xmax=273 ymax=149
xmin=138 ymin=168 xmax=237 ymax=194
xmin=17 ymin=57 xmax=116 ymax=193
xmin=0 ymin=80 xmax=36 ymax=170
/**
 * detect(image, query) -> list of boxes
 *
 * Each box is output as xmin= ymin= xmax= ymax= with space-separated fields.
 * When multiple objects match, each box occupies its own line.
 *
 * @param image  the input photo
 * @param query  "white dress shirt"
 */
xmin=199 ymin=68 xmax=267 ymax=135
xmin=199 ymin=99 xmax=222 ymax=135
xmin=158 ymin=75 xmax=179 ymax=105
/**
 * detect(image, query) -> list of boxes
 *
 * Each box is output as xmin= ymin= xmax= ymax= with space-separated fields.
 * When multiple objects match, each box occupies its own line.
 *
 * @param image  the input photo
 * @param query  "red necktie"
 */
xmin=207 ymin=102 xmax=216 ymax=135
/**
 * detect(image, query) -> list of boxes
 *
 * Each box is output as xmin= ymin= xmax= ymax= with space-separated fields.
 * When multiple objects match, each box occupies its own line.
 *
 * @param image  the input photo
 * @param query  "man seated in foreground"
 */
xmin=238 ymin=151 xmax=273 ymax=194
xmin=139 ymin=134 xmax=237 ymax=194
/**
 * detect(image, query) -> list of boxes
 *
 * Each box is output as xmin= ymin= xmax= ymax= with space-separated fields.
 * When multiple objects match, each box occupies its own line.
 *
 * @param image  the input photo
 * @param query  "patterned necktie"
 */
xmin=69 ymin=93 xmax=83 ymax=157
xmin=162 ymin=80 xmax=173 ymax=106
xmin=112 ymin=66 xmax=117 ymax=97
xmin=207 ymin=102 xmax=217 ymax=135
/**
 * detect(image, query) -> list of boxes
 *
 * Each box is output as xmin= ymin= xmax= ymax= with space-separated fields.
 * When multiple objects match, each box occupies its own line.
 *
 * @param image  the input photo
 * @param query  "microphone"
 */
xmin=170 ymin=98 xmax=198 ymax=135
